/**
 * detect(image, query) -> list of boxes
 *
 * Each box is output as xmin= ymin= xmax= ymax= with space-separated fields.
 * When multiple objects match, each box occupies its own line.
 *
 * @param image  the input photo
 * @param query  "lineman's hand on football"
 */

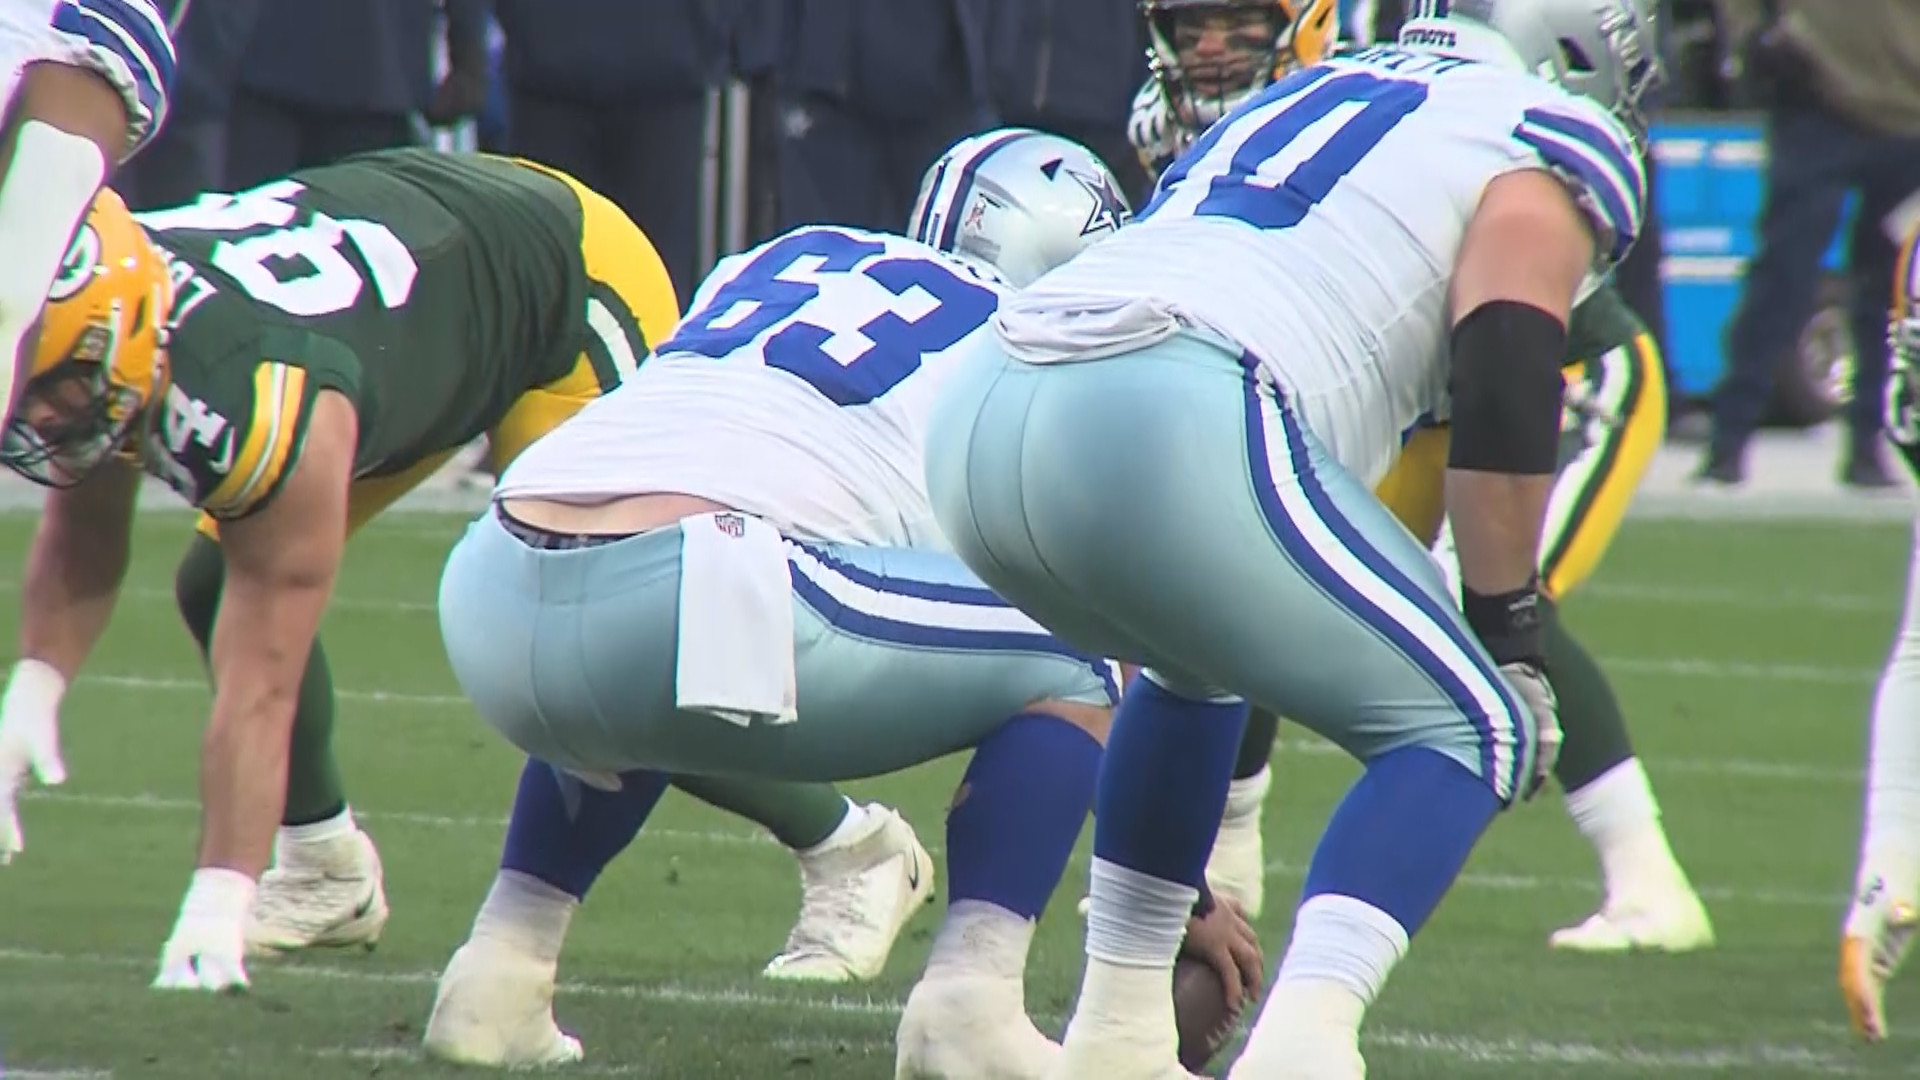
xmin=1181 ymin=895 xmax=1264 ymax=1013
xmin=1501 ymin=661 xmax=1561 ymax=800
xmin=0 ymin=659 xmax=70 ymax=864
xmin=153 ymin=869 xmax=256 ymax=993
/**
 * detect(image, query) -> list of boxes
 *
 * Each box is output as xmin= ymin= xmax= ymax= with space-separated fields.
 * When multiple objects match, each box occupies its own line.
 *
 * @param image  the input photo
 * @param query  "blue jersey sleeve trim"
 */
xmin=51 ymin=0 xmax=176 ymax=146
xmin=1513 ymin=105 xmax=1644 ymax=264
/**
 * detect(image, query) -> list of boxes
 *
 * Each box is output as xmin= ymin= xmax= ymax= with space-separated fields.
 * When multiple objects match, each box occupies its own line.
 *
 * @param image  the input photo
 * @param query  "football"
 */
xmin=1173 ymin=953 xmax=1240 ymax=1073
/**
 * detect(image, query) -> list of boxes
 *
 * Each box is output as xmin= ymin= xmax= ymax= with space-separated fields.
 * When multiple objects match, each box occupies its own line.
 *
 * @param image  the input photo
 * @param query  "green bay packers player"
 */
xmin=1840 ymin=227 xmax=1920 ymax=1041
xmin=0 ymin=148 xmax=930 ymax=991
xmin=1124 ymin=0 xmax=1712 ymax=953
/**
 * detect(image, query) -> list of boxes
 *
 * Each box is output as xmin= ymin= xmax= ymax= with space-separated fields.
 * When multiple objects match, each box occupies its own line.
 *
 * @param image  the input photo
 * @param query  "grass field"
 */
xmin=2 ymin=510 xmax=1919 ymax=1078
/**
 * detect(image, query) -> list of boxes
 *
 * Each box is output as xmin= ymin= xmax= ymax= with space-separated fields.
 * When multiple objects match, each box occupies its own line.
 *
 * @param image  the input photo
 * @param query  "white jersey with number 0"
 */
xmin=996 ymin=46 xmax=1646 ymax=489
xmin=496 ymin=224 xmax=1007 ymax=550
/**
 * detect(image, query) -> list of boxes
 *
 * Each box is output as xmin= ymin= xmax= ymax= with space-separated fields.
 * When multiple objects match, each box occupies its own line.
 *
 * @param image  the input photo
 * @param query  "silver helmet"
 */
xmin=907 ymin=128 xmax=1134 ymax=289
xmin=1398 ymin=0 xmax=1664 ymax=141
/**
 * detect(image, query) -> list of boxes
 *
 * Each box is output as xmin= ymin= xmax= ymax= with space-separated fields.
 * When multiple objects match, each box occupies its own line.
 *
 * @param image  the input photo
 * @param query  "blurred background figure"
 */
xmin=986 ymin=0 xmax=1153 ymax=206
xmin=1609 ymin=0 xmax=1677 ymax=397
xmin=773 ymin=0 xmax=987 ymax=233
xmin=1696 ymin=0 xmax=1920 ymax=489
xmin=224 ymin=0 xmax=490 ymax=190
xmin=116 ymin=0 xmax=263 ymax=212
xmin=493 ymin=0 xmax=741 ymax=302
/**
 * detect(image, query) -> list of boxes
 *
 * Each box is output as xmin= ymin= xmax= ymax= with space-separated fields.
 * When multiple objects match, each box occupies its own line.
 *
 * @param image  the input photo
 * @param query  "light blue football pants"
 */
xmin=924 ymin=330 xmax=1538 ymax=804
xmin=437 ymin=507 xmax=1116 ymax=781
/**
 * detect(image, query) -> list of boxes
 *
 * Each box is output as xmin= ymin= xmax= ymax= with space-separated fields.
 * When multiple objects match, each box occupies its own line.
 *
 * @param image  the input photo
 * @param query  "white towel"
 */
xmin=675 ymin=511 xmax=798 ymax=727
xmin=992 ymin=296 xmax=1186 ymax=364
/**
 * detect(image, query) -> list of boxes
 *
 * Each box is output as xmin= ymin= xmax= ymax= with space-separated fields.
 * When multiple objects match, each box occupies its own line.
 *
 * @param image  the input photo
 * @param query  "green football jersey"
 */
xmin=1565 ymin=282 xmax=1650 ymax=362
xmin=133 ymin=149 xmax=627 ymax=519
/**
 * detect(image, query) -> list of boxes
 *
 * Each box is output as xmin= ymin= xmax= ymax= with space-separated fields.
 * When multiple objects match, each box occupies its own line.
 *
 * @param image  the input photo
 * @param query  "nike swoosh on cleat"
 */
xmin=906 ymin=850 xmax=922 ymax=893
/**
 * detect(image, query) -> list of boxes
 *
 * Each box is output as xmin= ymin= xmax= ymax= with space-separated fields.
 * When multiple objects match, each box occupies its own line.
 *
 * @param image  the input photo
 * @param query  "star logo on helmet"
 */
xmin=1068 ymin=168 xmax=1131 ymax=238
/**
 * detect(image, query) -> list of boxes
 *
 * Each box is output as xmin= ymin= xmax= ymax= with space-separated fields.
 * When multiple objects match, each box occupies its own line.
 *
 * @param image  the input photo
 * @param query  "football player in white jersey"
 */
xmin=421 ymin=129 xmax=1257 ymax=1078
xmin=0 ymin=0 xmax=176 ymax=863
xmin=1123 ymin=0 xmax=1710 ymax=957
xmin=922 ymin=0 xmax=1661 ymax=1076
xmin=1841 ymin=225 xmax=1920 ymax=1042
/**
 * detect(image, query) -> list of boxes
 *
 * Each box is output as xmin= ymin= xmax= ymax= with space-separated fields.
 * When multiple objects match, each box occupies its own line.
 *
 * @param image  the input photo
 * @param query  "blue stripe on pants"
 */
xmin=787 ymin=540 xmax=1119 ymax=702
xmin=1237 ymin=365 xmax=1529 ymax=802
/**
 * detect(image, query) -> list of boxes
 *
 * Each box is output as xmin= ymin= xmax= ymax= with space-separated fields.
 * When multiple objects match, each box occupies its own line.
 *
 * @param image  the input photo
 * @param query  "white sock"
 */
xmin=1273 ymin=894 xmax=1407 ymax=1006
xmin=925 ymin=899 xmax=1034 ymax=981
xmin=279 ymin=807 xmax=357 ymax=854
xmin=473 ymin=869 xmax=578 ymax=964
xmin=1085 ymin=857 xmax=1196 ymax=968
xmin=1223 ymin=766 xmax=1272 ymax=825
xmin=800 ymin=798 xmax=868 ymax=856
xmin=1237 ymin=896 xmax=1403 ymax=1068
xmin=1072 ymin=956 xmax=1181 ymax=1052
xmin=1564 ymin=759 xmax=1684 ymax=897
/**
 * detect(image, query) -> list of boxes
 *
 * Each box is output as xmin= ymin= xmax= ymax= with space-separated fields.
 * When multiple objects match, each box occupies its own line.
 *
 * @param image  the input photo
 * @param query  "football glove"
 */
xmin=154 ymin=868 xmax=255 ymax=993
xmin=1500 ymin=660 xmax=1562 ymax=801
xmin=0 ymin=659 xmax=69 ymax=864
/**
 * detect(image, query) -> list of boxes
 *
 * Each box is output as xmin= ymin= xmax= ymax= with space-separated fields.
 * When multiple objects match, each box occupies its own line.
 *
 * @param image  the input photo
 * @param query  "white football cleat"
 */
xmin=1229 ymin=1038 xmax=1365 ymax=1080
xmin=1054 ymin=1017 xmax=1200 ymax=1080
xmin=1548 ymin=886 xmax=1714 ymax=954
xmin=424 ymin=938 xmax=584 ymax=1067
xmin=1841 ymin=890 xmax=1919 ymax=1043
xmin=1205 ymin=767 xmax=1272 ymax=920
xmin=895 ymin=974 xmax=1058 ymax=1079
xmin=245 ymin=828 xmax=389 ymax=955
xmin=764 ymin=804 xmax=935 ymax=982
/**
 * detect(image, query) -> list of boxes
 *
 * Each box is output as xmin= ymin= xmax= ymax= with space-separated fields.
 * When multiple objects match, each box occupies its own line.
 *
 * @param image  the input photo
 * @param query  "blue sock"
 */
xmin=1302 ymin=745 xmax=1500 ymax=933
xmin=498 ymin=759 xmax=671 ymax=900
xmin=1092 ymin=676 xmax=1250 ymax=888
xmin=946 ymin=711 xmax=1103 ymax=920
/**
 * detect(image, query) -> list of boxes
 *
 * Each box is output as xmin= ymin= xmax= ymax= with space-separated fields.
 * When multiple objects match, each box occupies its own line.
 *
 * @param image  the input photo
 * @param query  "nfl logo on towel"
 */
xmin=714 ymin=513 xmax=747 ymax=539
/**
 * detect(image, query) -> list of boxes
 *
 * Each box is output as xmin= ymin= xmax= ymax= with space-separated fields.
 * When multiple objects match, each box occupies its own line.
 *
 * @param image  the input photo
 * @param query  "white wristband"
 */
xmin=5 ymin=658 xmax=68 ymax=715
xmin=180 ymin=867 xmax=258 ymax=925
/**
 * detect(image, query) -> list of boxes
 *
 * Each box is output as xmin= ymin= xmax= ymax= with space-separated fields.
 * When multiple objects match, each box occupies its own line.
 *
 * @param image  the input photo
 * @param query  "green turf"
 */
xmin=1 ymin=512 xmax=1918 ymax=1077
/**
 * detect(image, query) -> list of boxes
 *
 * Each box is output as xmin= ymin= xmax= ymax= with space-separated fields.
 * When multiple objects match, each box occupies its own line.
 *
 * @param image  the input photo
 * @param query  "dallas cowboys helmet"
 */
xmin=907 ymin=128 xmax=1134 ymax=289
xmin=1398 ymin=0 xmax=1664 ymax=142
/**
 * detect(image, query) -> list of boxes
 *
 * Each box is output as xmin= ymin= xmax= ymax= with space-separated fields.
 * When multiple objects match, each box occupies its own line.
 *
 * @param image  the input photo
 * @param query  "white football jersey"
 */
xmin=3 ymin=0 xmax=175 ymax=154
xmin=496 ymin=224 xmax=1007 ymax=550
xmin=995 ymin=45 xmax=1646 ymax=489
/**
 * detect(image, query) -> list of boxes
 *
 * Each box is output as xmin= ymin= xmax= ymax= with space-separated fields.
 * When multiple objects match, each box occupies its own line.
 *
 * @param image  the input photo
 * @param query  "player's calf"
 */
xmin=1207 ymin=713 xmax=1279 ymax=920
xmin=897 ymin=698 xmax=1108 ymax=1080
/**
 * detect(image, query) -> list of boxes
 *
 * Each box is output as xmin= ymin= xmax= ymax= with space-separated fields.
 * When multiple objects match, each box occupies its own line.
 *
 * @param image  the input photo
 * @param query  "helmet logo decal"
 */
xmin=1069 ymin=168 xmax=1133 ymax=237
xmin=49 ymin=225 xmax=103 ymax=302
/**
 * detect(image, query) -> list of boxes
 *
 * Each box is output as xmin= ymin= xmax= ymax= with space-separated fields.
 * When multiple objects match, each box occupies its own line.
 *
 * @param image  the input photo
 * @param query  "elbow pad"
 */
xmin=1445 ymin=300 xmax=1568 ymax=475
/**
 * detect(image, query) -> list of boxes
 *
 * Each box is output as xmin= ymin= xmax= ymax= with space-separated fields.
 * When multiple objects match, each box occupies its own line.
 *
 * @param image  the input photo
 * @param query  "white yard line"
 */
xmin=15 ymin=787 xmax=1852 ymax=908
xmin=0 ymin=948 xmax=1873 ymax=1075
xmin=1582 ymin=580 xmax=1890 ymax=614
